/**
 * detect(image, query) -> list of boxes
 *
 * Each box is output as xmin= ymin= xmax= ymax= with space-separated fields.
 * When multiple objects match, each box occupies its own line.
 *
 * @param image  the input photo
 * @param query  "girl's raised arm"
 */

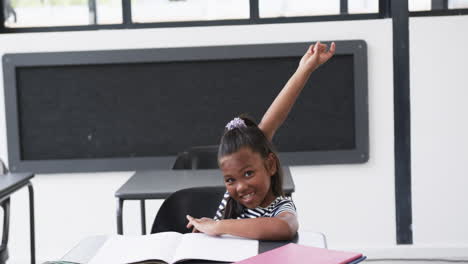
xmin=258 ymin=41 xmax=336 ymax=141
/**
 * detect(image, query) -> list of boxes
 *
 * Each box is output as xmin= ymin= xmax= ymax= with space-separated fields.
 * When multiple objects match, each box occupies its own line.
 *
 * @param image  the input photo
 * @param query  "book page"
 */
xmin=88 ymin=232 xmax=182 ymax=264
xmin=172 ymin=233 xmax=258 ymax=263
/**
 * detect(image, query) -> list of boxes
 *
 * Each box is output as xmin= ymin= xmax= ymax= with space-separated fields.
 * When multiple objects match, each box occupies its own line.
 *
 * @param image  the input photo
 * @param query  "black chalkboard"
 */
xmin=3 ymin=41 xmax=368 ymax=173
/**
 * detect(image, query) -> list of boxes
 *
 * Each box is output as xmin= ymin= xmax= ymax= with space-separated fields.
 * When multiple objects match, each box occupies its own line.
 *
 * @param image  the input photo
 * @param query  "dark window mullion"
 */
xmin=250 ymin=0 xmax=260 ymax=22
xmin=89 ymin=0 xmax=97 ymax=25
xmin=410 ymin=8 xmax=468 ymax=16
xmin=0 ymin=0 xmax=5 ymax=33
xmin=122 ymin=0 xmax=132 ymax=25
xmin=340 ymin=0 xmax=348 ymax=14
xmin=432 ymin=0 xmax=449 ymax=10
xmin=391 ymin=0 xmax=413 ymax=245
xmin=379 ymin=0 xmax=392 ymax=18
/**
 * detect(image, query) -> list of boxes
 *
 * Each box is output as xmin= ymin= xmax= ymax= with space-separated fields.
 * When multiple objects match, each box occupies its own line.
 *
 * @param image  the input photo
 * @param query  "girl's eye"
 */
xmin=225 ymin=178 xmax=235 ymax=184
xmin=244 ymin=171 xmax=254 ymax=177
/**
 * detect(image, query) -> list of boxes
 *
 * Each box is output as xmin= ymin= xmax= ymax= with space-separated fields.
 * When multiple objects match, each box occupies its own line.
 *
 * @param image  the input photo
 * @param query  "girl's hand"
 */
xmin=299 ymin=41 xmax=336 ymax=73
xmin=186 ymin=215 xmax=222 ymax=236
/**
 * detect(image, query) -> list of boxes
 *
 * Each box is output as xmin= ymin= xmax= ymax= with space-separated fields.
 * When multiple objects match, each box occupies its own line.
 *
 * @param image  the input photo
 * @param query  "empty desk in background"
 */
xmin=115 ymin=167 xmax=295 ymax=235
xmin=0 ymin=173 xmax=35 ymax=264
xmin=61 ymin=231 xmax=326 ymax=264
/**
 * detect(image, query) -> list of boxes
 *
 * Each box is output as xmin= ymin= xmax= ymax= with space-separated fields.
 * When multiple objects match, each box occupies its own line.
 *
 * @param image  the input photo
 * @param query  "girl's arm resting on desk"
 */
xmin=258 ymin=42 xmax=335 ymax=141
xmin=186 ymin=212 xmax=298 ymax=240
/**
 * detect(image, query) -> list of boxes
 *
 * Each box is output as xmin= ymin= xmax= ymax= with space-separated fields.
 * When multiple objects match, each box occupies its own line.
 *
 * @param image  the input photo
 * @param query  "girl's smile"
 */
xmin=219 ymin=147 xmax=277 ymax=208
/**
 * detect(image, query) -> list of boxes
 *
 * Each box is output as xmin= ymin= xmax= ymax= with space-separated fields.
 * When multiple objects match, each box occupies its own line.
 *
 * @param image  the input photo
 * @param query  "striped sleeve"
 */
xmin=272 ymin=198 xmax=297 ymax=217
xmin=213 ymin=191 xmax=230 ymax=220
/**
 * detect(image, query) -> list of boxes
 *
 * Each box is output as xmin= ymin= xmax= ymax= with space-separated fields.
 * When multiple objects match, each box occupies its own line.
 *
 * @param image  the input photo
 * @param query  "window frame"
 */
xmin=0 ymin=0 xmax=386 ymax=33
xmin=2 ymin=0 xmax=468 ymax=33
xmin=409 ymin=0 xmax=468 ymax=16
xmin=410 ymin=8 xmax=468 ymax=16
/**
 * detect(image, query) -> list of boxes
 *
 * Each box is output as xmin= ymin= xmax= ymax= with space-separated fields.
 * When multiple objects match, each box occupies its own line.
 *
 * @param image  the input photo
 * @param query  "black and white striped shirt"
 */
xmin=213 ymin=191 xmax=297 ymax=220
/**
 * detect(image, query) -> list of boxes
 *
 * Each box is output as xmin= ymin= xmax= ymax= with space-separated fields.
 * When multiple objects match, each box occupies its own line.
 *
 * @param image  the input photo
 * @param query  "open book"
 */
xmin=88 ymin=232 xmax=258 ymax=264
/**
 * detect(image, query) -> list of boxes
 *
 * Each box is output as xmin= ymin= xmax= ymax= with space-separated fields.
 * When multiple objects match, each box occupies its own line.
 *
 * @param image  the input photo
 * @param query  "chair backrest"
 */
xmin=172 ymin=151 xmax=192 ymax=170
xmin=0 ymin=160 xmax=8 ymax=175
xmin=151 ymin=186 xmax=226 ymax=234
xmin=172 ymin=145 xmax=219 ymax=170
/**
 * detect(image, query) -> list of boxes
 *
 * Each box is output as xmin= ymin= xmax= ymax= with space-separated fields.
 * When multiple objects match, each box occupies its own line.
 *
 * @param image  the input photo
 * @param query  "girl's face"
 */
xmin=219 ymin=147 xmax=277 ymax=209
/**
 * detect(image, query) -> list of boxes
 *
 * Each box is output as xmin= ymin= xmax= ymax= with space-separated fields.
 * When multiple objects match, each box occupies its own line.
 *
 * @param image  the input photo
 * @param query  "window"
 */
xmin=4 ymin=0 xmax=460 ymax=32
xmin=348 ymin=0 xmax=379 ymax=14
xmin=131 ymin=0 xmax=249 ymax=23
xmin=3 ymin=0 xmax=383 ymax=31
xmin=449 ymin=0 xmax=468 ymax=8
xmin=259 ymin=0 xmax=340 ymax=18
xmin=4 ymin=0 xmax=122 ymax=28
xmin=409 ymin=0 xmax=431 ymax=11
xmin=409 ymin=0 xmax=468 ymax=12
xmin=259 ymin=0 xmax=378 ymax=18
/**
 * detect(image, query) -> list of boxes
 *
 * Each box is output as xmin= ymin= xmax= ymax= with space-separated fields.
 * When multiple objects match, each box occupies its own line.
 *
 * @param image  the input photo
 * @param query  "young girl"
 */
xmin=186 ymin=41 xmax=336 ymax=240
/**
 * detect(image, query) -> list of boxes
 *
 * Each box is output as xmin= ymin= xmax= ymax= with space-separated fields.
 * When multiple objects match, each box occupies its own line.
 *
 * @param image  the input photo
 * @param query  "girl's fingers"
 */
xmin=313 ymin=41 xmax=320 ymax=53
xmin=313 ymin=42 xmax=330 ymax=58
xmin=186 ymin=215 xmax=197 ymax=223
xmin=187 ymin=215 xmax=203 ymax=225
xmin=186 ymin=218 xmax=194 ymax=227
xmin=323 ymin=43 xmax=336 ymax=61
xmin=318 ymin=43 xmax=328 ymax=52
xmin=316 ymin=42 xmax=336 ymax=54
xmin=312 ymin=41 xmax=336 ymax=53
xmin=186 ymin=215 xmax=197 ymax=228
xmin=302 ymin=41 xmax=336 ymax=66
xmin=328 ymin=42 xmax=336 ymax=54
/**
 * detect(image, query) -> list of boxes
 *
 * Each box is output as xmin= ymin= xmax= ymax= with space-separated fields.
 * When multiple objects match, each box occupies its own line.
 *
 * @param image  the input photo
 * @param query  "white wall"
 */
xmin=410 ymin=15 xmax=468 ymax=246
xmin=0 ymin=15 xmax=465 ymax=263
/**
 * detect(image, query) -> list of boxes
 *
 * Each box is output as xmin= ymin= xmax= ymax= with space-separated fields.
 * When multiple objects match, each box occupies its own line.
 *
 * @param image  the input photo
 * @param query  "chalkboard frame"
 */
xmin=3 ymin=41 xmax=368 ymax=173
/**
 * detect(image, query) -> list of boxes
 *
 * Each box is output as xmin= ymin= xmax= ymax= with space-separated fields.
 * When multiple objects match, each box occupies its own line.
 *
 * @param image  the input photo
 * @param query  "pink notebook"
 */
xmin=234 ymin=243 xmax=363 ymax=264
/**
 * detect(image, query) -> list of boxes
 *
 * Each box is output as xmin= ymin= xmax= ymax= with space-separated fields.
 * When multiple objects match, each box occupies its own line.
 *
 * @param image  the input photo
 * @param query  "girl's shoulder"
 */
xmin=261 ymin=196 xmax=295 ymax=210
xmin=265 ymin=196 xmax=297 ymax=216
xmin=271 ymin=195 xmax=294 ymax=205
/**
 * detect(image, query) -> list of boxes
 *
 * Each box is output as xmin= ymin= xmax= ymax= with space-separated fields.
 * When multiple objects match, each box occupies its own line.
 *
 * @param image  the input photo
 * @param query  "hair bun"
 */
xmin=225 ymin=117 xmax=247 ymax=131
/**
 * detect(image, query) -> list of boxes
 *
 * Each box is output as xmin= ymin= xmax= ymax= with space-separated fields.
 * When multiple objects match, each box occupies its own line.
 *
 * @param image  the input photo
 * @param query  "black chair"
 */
xmin=171 ymin=151 xmax=192 ymax=170
xmin=172 ymin=145 xmax=219 ymax=170
xmin=150 ymin=187 xmax=225 ymax=234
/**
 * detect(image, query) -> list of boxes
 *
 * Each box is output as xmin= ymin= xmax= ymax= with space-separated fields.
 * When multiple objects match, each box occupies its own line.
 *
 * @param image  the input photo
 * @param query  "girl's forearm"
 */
xmin=259 ymin=66 xmax=313 ymax=141
xmin=216 ymin=217 xmax=295 ymax=240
